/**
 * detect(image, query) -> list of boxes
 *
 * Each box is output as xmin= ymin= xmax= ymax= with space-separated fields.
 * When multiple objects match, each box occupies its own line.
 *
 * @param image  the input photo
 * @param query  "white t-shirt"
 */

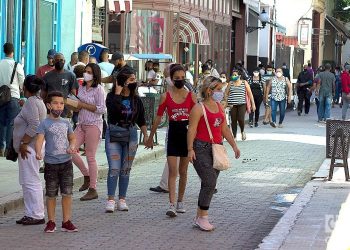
xmin=147 ymin=69 xmax=156 ymax=80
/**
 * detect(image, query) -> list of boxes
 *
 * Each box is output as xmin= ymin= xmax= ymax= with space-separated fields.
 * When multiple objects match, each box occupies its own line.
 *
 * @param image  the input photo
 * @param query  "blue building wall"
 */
xmin=60 ymin=0 xmax=76 ymax=61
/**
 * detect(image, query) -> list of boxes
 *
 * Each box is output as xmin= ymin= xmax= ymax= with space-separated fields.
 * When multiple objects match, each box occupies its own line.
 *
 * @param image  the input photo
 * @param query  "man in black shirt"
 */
xmin=296 ymin=65 xmax=313 ymax=115
xmin=102 ymin=52 xmax=132 ymax=84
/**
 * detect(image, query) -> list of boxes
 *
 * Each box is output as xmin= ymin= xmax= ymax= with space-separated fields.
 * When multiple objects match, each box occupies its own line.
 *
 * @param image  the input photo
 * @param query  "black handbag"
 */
xmin=109 ymin=124 xmax=130 ymax=144
xmin=0 ymin=62 xmax=17 ymax=107
xmin=6 ymin=139 xmax=18 ymax=162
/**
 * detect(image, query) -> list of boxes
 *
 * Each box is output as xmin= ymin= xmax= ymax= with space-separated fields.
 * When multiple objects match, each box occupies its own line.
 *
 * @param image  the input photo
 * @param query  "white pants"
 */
xmin=18 ymin=146 xmax=45 ymax=219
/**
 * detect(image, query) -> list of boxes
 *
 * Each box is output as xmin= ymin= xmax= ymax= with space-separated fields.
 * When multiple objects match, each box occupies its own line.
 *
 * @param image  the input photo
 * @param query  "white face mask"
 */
xmin=83 ymin=72 xmax=93 ymax=82
xmin=253 ymin=72 xmax=259 ymax=77
xmin=220 ymin=77 xmax=226 ymax=83
xmin=260 ymin=69 xmax=265 ymax=75
xmin=276 ymin=72 xmax=283 ymax=78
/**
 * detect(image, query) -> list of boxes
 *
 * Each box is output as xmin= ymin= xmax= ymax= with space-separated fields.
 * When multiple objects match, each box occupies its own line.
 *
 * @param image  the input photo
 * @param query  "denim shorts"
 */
xmin=44 ymin=160 xmax=73 ymax=197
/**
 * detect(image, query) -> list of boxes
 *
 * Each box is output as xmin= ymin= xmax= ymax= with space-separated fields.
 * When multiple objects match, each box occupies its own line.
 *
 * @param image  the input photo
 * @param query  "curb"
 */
xmin=0 ymin=146 xmax=165 ymax=217
xmin=257 ymin=159 xmax=327 ymax=250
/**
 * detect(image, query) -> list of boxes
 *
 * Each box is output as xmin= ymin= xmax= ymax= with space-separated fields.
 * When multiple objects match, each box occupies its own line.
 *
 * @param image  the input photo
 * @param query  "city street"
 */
xmin=0 ymin=104 xmax=336 ymax=250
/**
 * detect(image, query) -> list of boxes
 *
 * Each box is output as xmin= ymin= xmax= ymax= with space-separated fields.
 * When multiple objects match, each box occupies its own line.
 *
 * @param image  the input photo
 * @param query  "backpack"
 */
xmin=0 ymin=62 xmax=18 ymax=107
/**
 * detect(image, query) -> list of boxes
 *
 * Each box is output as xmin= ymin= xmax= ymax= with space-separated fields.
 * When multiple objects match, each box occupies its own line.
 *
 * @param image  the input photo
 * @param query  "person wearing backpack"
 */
xmin=0 ymin=43 xmax=25 ymax=157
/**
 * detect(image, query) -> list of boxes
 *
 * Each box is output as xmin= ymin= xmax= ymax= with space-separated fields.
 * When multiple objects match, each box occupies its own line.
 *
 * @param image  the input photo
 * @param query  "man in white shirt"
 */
xmin=0 ymin=43 xmax=25 ymax=156
xmin=98 ymin=50 xmax=114 ymax=76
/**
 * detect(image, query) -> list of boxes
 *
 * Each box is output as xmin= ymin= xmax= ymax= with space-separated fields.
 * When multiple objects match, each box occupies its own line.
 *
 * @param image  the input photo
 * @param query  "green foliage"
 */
xmin=335 ymin=0 xmax=350 ymax=22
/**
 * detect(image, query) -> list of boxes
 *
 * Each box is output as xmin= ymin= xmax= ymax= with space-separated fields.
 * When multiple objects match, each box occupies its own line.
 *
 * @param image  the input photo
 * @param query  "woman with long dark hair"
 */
xmin=72 ymin=63 xmax=107 ymax=201
xmin=248 ymin=68 xmax=264 ymax=127
xmin=104 ymin=67 xmax=148 ymax=212
xmin=146 ymin=64 xmax=197 ymax=217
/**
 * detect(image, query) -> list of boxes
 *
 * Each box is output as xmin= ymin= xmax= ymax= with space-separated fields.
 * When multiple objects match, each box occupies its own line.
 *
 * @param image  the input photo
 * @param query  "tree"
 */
xmin=335 ymin=0 xmax=350 ymax=22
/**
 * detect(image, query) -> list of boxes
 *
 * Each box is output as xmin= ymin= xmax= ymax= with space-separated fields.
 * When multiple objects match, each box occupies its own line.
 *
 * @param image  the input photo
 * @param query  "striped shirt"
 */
xmin=227 ymin=82 xmax=246 ymax=105
xmin=77 ymin=84 xmax=107 ymax=135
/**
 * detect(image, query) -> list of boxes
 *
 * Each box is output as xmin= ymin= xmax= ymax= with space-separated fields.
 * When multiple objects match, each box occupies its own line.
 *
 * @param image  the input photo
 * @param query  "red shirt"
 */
xmin=341 ymin=71 xmax=350 ymax=94
xmin=195 ymin=103 xmax=225 ymax=144
xmin=36 ymin=64 xmax=54 ymax=79
xmin=157 ymin=92 xmax=195 ymax=121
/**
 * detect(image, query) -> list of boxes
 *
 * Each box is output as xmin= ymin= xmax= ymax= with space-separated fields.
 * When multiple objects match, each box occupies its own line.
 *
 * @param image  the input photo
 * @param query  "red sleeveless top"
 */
xmin=157 ymin=92 xmax=195 ymax=121
xmin=195 ymin=103 xmax=225 ymax=144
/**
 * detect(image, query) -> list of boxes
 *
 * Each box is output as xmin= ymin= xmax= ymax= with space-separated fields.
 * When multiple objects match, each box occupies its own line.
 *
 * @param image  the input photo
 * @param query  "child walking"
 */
xmin=35 ymin=91 xmax=78 ymax=233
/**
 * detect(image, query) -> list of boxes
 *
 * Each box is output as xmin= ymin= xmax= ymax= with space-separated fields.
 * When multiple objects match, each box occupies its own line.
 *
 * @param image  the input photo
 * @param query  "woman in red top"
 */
xmin=188 ymin=76 xmax=240 ymax=231
xmin=146 ymin=64 xmax=197 ymax=217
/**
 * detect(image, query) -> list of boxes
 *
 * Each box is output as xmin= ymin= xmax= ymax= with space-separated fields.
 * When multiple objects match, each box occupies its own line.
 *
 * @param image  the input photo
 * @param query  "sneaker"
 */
xmin=61 ymin=220 xmax=78 ymax=232
xmin=241 ymin=132 xmax=246 ymax=141
xmin=16 ymin=216 xmax=30 ymax=224
xmin=278 ymin=124 xmax=283 ymax=128
xmin=44 ymin=220 xmax=56 ymax=233
xmin=117 ymin=199 xmax=129 ymax=211
xmin=262 ymin=121 xmax=269 ymax=125
xmin=297 ymin=111 xmax=301 ymax=116
xmin=176 ymin=202 xmax=186 ymax=213
xmin=194 ymin=216 xmax=215 ymax=231
xmin=105 ymin=200 xmax=116 ymax=213
xmin=270 ymin=122 xmax=276 ymax=128
xmin=22 ymin=217 xmax=45 ymax=225
xmin=149 ymin=186 xmax=169 ymax=193
xmin=249 ymin=121 xmax=253 ymax=128
xmin=166 ymin=204 xmax=177 ymax=217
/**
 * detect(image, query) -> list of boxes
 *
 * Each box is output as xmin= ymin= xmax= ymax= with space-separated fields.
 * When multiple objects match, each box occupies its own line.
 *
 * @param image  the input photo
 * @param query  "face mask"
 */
xmin=266 ymin=71 xmax=273 ymax=75
xmin=231 ymin=75 xmax=239 ymax=81
xmin=282 ymin=65 xmax=287 ymax=69
xmin=253 ymin=72 xmax=259 ymax=77
xmin=276 ymin=72 xmax=283 ymax=78
xmin=51 ymin=109 xmax=63 ymax=118
xmin=127 ymin=82 xmax=137 ymax=91
xmin=303 ymin=69 xmax=308 ymax=72
xmin=212 ymin=91 xmax=224 ymax=102
xmin=220 ymin=77 xmax=226 ymax=83
xmin=166 ymin=76 xmax=173 ymax=86
xmin=83 ymin=73 xmax=93 ymax=82
xmin=260 ymin=69 xmax=265 ymax=75
xmin=174 ymin=79 xmax=185 ymax=89
xmin=54 ymin=61 xmax=64 ymax=71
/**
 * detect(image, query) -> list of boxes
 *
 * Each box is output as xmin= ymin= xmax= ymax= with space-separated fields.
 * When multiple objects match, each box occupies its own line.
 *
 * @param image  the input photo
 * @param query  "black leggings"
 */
xmin=230 ymin=104 xmax=246 ymax=138
xmin=249 ymin=94 xmax=263 ymax=123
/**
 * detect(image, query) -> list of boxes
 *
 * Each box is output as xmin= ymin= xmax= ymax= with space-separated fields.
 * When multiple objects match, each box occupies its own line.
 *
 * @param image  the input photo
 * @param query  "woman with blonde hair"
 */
xmin=188 ymin=76 xmax=240 ymax=231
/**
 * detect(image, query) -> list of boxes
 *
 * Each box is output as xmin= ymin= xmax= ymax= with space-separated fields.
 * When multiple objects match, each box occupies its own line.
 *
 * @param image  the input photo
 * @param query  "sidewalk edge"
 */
xmin=0 ymin=147 xmax=165 ymax=217
xmin=257 ymin=159 xmax=328 ymax=250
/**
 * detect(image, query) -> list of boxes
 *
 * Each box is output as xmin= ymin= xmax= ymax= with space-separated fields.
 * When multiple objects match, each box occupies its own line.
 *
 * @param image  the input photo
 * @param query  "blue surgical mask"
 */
xmin=212 ymin=91 xmax=224 ymax=102
xmin=231 ymin=75 xmax=239 ymax=81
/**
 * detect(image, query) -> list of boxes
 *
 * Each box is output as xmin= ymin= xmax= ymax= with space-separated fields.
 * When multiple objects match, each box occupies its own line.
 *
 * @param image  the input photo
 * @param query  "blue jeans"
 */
xmin=0 ymin=98 xmax=20 ymax=150
xmin=271 ymin=99 xmax=286 ymax=124
xmin=105 ymin=126 xmax=138 ymax=198
xmin=318 ymin=94 xmax=332 ymax=121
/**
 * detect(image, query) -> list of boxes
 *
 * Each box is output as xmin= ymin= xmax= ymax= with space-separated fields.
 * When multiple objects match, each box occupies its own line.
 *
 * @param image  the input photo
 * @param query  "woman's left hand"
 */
xmin=233 ymin=146 xmax=240 ymax=159
xmin=19 ymin=144 xmax=31 ymax=160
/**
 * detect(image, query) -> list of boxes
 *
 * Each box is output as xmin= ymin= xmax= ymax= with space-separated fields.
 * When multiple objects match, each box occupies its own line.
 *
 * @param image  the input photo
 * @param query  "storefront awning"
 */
xmin=108 ymin=0 xmax=132 ymax=13
xmin=325 ymin=15 xmax=350 ymax=41
xmin=175 ymin=13 xmax=210 ymax=45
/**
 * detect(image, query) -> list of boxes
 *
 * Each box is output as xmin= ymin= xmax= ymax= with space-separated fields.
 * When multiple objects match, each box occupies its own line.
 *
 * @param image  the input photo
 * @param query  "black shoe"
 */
xmin=149 ymin=186 xmax=169 ymax=193
xmin=213 ymin=188 xmax=218 ymax=194
xmin=39 ymin=167 xmax=44 ymax=173
xmin=262 ymin=121 xmax=268 ymax=125
xmin=16 ymin=216 xmax=30 ymax=224
xmin=22 ymin=217 xmax=45 ymax=225
xmin=254 ymin=122 xmax=258 ymax=127
xmin=270 ymin=122 xmax=276 ymax=128
xmin=298 ymin=111 xmax=301 ymax=116
xmin=249 ymin=121 xmax=253 ymax=128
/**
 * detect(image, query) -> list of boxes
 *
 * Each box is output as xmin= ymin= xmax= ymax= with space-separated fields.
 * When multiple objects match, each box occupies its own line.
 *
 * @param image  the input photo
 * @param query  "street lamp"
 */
xmin=246 ymin=9 xmax=270 ymax=33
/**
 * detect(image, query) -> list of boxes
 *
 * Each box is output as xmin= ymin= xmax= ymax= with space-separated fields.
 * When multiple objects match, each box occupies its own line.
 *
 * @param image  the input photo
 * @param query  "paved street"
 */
xmin=0 ymin=103 xmax=337 ymax=250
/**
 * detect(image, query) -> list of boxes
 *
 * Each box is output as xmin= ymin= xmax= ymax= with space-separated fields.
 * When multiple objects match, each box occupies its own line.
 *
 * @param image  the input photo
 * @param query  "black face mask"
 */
xmin=303 ymin=69 xmax=307 ymax=72
xmin=174 ymin=79 xmax=185 ymax=89
xmin=127 ymin=82 xmax=137 ymax=91
xmin=54 ymin=61 xmax=64 ymax=71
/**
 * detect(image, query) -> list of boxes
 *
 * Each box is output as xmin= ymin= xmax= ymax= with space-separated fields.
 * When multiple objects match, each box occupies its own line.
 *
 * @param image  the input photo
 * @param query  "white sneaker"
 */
xmin=166 ymin=204 xmax=177 ymax=217
xmin=176 ymin=202 xmax=186 ymax=213
xmin=117 ymin=199 xmax=129 ymax=211
xmin=105 ymin=200 xmax=115 ymax=213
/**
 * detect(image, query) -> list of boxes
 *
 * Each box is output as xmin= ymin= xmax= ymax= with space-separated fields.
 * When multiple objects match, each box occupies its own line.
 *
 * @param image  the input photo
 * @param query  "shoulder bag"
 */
xmin=200 ymin=103 xmax=230 ymax=171
xmin=108 ymin=124 xmax=130 ymax=145
xmin=0 ymin=62 xmax=18 ymax=107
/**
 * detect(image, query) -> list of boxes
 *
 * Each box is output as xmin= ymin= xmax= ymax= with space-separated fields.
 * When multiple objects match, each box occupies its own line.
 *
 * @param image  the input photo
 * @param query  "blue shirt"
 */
xmin=98 ymin=62 xmax=114 ymax=76
xmin=37 ymin=117 xmax=73 ymax=164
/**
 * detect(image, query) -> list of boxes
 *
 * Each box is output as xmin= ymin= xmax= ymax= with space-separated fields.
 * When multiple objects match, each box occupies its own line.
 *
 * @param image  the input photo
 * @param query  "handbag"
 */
xmin=200 ymin=103 xmax=230 ymax=171
xmin=108 ymin=124 xmax=130 ymax=145
xmin=0 ymin=62 xmax=17 ymax=107
xmin=6 ymin=139 xmax=18 ymax=162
